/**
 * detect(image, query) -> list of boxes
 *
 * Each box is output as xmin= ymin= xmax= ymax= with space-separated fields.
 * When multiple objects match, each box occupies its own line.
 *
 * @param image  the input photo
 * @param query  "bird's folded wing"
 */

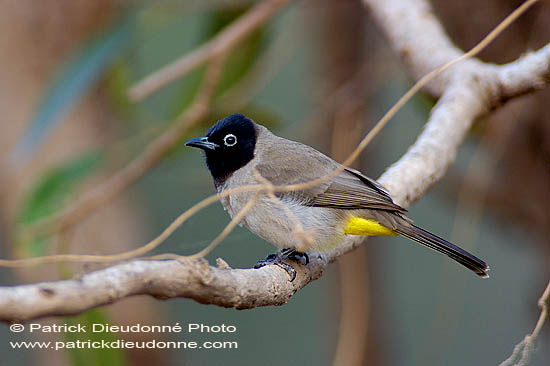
xmin=307 ymin=168 xmax=406 ymax=212
xmin=255 ymin=156 xmax=405 ymax=212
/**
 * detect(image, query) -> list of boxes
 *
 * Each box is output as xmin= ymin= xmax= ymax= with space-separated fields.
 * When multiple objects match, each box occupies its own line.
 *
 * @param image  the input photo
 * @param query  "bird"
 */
xmin=185 ymin=113 xmax=489 ymax=280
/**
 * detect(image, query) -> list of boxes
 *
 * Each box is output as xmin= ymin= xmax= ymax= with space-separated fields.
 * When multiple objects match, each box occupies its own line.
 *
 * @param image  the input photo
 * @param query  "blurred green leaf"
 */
xmin=208 ymin=8 xmax=267 ymax=97
xmin=19 ymin=152 xmax=103 ymax=225
xmin=169 ymin=6 xmax=268 ymax=118
xmin=105 ymin=60 xmax=136 ymax=119
xmin=168 ymin=66 xmax=206 ymax=120
xmin=17 ymin=151 xmax=103 ymax=256
xmin=11 ymin=14 xmax=136 ymax=163
xmin=63 ymin=310 xmax=126 ymax=366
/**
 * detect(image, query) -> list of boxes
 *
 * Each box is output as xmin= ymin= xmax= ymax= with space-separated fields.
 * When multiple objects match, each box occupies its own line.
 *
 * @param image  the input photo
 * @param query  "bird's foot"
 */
xmin=253 ymin=249 xmax=309 ymax=282
xmin=280 ymin=248 xmax=309 ymax=265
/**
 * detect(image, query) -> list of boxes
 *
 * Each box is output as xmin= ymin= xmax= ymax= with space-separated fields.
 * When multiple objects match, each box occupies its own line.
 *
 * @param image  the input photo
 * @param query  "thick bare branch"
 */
xmin=1 ymin=0 xmax=549 ymax=323
xmin=379 ymin=43 xmax=549 ymax=208
xmin=363 ymin=0 xmax=463 ymax=95
xmin=492 ymin=44 xmax=550 ymax=101
xmin=363 ymin=0 xmax=547 ymax=100
xmin=0 ymin=256 xmax=330 ymax=322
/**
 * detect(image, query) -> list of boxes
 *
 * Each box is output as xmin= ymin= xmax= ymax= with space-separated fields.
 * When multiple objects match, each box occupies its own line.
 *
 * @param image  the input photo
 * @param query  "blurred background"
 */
xmin=0 ymin=0 xmax=548 ymax=365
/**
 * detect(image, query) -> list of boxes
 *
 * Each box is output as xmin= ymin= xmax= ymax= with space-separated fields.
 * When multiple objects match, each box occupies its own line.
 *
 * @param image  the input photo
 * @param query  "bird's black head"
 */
xmin=185 ymin=114 xmax=257 ymax=185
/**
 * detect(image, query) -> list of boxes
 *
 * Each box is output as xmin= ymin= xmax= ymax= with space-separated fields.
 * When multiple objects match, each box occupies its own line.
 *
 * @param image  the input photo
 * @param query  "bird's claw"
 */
xmin=253 ymin=249 xmax=309 ymax=282
xmin=280 ymin=248 xmax=309 ymax=265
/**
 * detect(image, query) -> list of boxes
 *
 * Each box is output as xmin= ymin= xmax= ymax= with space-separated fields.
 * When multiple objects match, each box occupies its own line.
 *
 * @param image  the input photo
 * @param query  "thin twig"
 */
xmin=499 ymin=281 xmax=550 ymax=366
xmin=0 ymin=181 xmax=268 ymax=268
xmin=188 ymin=192 xmax=260 ymax=259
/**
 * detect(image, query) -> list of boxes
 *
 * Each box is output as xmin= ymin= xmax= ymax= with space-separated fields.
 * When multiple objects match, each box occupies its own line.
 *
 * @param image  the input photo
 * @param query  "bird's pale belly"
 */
xmin=222 ymin=191 xmax=347 ymax=252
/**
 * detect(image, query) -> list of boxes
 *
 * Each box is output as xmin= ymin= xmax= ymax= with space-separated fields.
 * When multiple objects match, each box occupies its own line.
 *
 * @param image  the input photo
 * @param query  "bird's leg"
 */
xmin=253 ymin=248 xmax=309 ymax=281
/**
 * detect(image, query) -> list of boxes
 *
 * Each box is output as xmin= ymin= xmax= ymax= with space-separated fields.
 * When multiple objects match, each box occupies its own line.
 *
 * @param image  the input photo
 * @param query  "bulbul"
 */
xmin=185 ymin=114 xmax=489 ymax=278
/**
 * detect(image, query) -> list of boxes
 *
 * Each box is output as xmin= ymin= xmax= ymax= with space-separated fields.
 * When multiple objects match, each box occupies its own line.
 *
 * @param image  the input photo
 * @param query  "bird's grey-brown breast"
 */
xmin=218 ymin=125 xmax=347 ymax=251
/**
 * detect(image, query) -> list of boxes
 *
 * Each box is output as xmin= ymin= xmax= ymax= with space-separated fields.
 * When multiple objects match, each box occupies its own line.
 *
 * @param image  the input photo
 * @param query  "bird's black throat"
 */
xmin=205 ymin=149 xmax=254 ymax=188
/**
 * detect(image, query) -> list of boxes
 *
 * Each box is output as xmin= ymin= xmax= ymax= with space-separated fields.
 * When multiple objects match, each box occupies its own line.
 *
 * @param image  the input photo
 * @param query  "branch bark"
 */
xmin=1 ymin=0 xmax=549 ymax=323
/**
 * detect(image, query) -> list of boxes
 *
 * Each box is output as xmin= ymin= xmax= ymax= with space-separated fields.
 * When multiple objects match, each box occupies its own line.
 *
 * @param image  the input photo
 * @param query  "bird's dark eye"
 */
xmin=223 ymin=134 xmax=237 ymax=147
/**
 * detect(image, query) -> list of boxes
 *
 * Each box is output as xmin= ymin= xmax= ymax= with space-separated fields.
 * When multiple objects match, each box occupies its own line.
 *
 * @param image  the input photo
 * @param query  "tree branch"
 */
xmin=1 ymin=0 xmax=549 ymax=323
xmin=0 ymin=257 xmax=326 ymax=322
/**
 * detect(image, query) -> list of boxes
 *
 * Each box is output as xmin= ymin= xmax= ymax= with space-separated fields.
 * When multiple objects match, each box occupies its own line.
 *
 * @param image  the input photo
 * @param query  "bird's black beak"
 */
xmin=184 ymin=136 xmax=219 ymax=151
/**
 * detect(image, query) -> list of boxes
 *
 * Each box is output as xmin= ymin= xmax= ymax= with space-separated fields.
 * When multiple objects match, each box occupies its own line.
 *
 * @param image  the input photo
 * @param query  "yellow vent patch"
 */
xmin=344 ymin=215 xmax=397 ymax=236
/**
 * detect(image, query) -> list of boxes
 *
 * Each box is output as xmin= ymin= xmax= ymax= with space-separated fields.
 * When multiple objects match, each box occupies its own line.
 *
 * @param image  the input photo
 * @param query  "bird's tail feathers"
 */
xmin=395 ymin=224 xmax=489 ymax=278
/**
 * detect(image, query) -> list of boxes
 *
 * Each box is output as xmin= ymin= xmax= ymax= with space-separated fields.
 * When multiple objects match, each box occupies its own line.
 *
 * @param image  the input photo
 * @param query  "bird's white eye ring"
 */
xmin=223 ymin=134 xmax=237 ymax=147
